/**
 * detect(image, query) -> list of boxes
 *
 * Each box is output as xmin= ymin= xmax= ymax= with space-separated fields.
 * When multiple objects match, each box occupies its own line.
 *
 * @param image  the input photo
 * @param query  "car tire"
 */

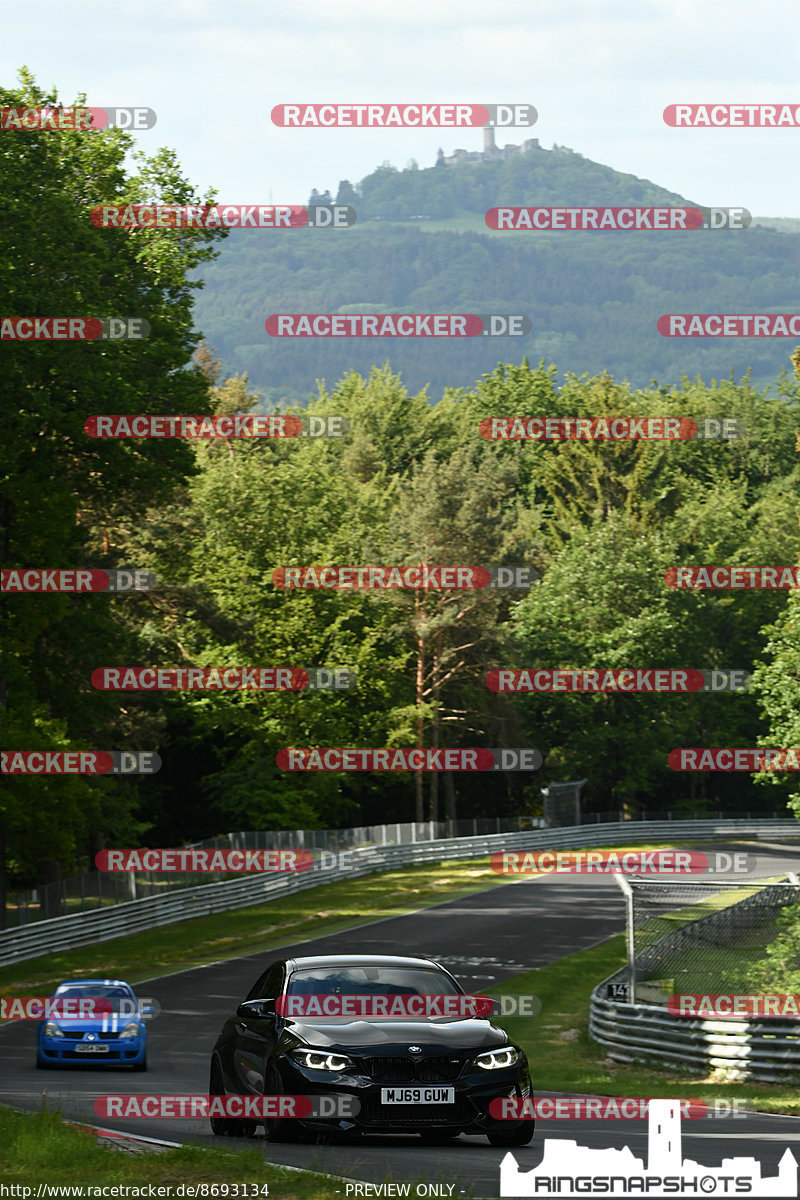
xmin=36 ymin=1057 xmax=50 ymax=1069
xmin=132 ymin=1053 xmax=148 ymax=1072
xmin=486 ymin=1122 xmax=535 ymax=1147
xmin=209 ymin=1059 xmax=233 ymax=1136
xmin=263 ymin=1062 xmax=299 ymax=1143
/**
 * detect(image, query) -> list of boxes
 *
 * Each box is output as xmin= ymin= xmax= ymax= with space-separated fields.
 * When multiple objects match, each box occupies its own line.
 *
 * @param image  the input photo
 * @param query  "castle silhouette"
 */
xmin=500 ymin=1099 xmax=798 ymax=1197
xmin=436 ymin=125 xmax=540 ymax=167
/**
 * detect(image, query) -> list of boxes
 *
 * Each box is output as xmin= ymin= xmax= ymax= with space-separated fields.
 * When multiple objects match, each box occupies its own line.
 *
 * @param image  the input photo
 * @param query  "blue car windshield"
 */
xmin=54 ymin=985 xmax=136 ymax=1011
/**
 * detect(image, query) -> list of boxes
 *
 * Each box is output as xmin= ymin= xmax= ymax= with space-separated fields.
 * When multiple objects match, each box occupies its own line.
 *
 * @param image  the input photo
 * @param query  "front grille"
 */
xmin=359 ymin=1095 xmax=474 ymax=1127
xmin=360 ymin=1055 xmax=466 ymax=1083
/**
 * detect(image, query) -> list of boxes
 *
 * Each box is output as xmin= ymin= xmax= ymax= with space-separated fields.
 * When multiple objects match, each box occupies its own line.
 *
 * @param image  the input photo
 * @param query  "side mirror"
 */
xmin=236 ymin=999 xmax=275 ymax=1018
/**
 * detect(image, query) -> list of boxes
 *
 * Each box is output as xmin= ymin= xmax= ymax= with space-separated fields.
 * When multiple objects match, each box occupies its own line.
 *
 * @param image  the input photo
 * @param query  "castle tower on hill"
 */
xmin=438 ymin=126 xmax=540 ymax=167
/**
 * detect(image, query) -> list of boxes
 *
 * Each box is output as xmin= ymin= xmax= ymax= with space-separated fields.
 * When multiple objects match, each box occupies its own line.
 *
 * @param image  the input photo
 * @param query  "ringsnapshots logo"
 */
xmin=276 ymin=748 xmax=542 ymax=771
xmin=664 ymin=102 xmax=800 ymax=126
xmin=659 ymin=313 xmax=800 ymax=337
xmin=94 ymin=1094 xmax=359 ymax=1120
xmin=486 ymin=206 xmax=749 ymax=231
xmin=96 ymin=848 xmax=314 ymax=872
xmin=665 ymin=565 xmax=800 ymax=588
xmin=91 ymin=667 xmax=355 ymax=690
xmin=0 ymin=106 xmax=156 ymax=131
xmin=92 ymin=204 xmax=355 ymax=229
xmin=487 ymin=669 xmax=750 ymax=693
xmin=1 ymin=751 xmax=160 ymax=774
xmin=669 ymin=747 xmax=800 ymax=770
xmin=271 ymin=103 xmax=536 ymax=128
xmin=1 ymin=569 xmax=157 ymax=592
xmin=480 ymin=416 xmax=742 ymax=441
xmin=669 ymin=994 xmax=800 ymax=1018
xmin=499 ymin=1098 xmax=793 ymax=1198
xmin=272 ymin=565 xmax=537 ymax=589
xmin=266 ymin=314 xmax=530 ymax=337
xmin=490 ymin=849 xmax=756 ymax=875
xmin=1 ymin=317 xmax=149 ymax=340
xmin=83 ymin=414 xmax=348 ymax=438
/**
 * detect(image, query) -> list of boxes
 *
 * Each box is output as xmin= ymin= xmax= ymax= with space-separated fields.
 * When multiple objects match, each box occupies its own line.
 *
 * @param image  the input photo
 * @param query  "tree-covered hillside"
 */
xmin=193 ymin=146 xmax=799 ymax=403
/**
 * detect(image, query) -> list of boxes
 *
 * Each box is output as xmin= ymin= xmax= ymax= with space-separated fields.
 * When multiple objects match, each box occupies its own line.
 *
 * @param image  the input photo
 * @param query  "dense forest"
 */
xmin=2 ymin=73 xmax=800 ymax=912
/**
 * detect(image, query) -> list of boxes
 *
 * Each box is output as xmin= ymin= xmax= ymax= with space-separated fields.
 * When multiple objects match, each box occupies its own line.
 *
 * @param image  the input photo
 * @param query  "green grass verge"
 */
xmin=0 ymin=1105 xmax=344 ymax=1191
xmin=488 ymin=935 xmax=800 ymax=1115
xmin=0 ymin=842 xmax=714 ymax=995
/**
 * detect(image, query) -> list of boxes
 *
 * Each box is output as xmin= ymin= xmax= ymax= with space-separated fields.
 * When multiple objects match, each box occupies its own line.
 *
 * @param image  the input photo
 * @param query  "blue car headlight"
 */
xmin=472 ymin=1047 xmax=519 ymax=1070
xmin=43 ymin=1022 xmax=64 ymax=1038
xmin=290 ymin=1048 xmax=353 ymax=1072
xmin=118 ymin=1023 xmax=142 ymax=1040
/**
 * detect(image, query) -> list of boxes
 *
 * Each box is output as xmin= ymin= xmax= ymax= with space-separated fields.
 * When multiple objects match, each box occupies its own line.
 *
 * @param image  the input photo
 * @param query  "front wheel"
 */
xmin=263 ymin=1063 xmax=299 ymax=1143
xmin=486 ymin=1122 xmax=534 ymax=1147
xmin=209 ymin=1059 xmax=255 ymax=1137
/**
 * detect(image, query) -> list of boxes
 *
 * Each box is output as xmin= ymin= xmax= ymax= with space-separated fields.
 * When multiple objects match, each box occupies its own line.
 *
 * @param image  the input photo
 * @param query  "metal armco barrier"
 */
xmin=590 ymin=876 xmax=800 ymax=1082
xmin=1 ymin=818 xmax=798 ymax=967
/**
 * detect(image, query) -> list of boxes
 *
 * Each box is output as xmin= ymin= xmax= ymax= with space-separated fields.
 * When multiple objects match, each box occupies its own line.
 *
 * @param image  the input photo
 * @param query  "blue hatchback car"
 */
xmin=36 ymin=979 xmax=149 ymax=1070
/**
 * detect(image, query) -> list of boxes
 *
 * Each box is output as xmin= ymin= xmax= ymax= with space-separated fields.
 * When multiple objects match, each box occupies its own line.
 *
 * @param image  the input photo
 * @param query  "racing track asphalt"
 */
xmin=2 ymin=841 xmax=800 ymax=1196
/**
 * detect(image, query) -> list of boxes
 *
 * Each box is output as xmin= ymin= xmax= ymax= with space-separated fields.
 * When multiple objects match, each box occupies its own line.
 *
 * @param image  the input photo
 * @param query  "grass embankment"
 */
xmin=0 ymin=843 xmax=701 ymax=996
xmin=0 ymin=1105 xmax=348 ymax=1191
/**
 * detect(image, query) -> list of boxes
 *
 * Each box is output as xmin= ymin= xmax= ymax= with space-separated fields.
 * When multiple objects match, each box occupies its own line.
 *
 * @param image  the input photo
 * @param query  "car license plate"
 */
xmin=381 ymin=1087 xmax=454 ymax=1104
xmin=75 ymin=1044 xmax=109 ymax=1053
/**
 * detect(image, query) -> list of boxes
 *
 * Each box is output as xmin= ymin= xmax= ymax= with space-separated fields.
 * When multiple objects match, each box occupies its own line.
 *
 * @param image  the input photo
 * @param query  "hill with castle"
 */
xmin=193 ymin=133 xmax=799 ymax=404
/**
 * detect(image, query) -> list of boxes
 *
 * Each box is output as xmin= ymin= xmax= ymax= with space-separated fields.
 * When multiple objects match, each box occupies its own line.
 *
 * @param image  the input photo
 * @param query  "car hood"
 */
xmin=286 ymin=1017 xmax=507 ymax=1052
xmin=41 ymin=1017 xmax=142 ymax=1033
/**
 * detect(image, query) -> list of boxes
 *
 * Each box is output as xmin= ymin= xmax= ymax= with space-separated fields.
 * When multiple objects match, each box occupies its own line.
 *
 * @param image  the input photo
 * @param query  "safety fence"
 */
xmin=590 ymin=875 xmax=800 ymax=1081
xmin=2 ymin=817 xmax=797 ymax=967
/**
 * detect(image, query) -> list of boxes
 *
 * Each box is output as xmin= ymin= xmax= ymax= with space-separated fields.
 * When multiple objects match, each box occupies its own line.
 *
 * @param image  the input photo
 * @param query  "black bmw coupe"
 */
xmin=209 ymin=953 xmax=533 ymax=1145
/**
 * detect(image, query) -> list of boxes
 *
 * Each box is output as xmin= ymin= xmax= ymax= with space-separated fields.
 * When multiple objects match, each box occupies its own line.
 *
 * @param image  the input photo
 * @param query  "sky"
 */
xmin=3 ymin=0 xmax=799 ymax=218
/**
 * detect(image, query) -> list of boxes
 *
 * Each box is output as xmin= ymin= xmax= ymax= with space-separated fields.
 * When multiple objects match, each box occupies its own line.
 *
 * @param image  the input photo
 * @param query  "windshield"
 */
xmin=54 ymin=984 xmax=137 ymax=1012
xmin=286 ymin=966 xmax=462 ymax=997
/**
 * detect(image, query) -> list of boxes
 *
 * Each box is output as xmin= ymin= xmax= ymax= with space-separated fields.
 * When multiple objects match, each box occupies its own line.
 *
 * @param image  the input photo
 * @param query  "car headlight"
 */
xmin=290 ymin=1048 xmax=353 ymax=1072
xmin=43 ymin=1022 xmax=64 ymax=1038
xmin=118 ymin=1023 xmax=141 ymax=1040
xmin=473 ymin=1047 xmax=519 ymax=1070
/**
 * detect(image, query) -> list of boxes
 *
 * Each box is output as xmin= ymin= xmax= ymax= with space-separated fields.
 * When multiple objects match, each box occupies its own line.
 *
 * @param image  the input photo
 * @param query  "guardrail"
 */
xmin=2 ymin=817 xmax=798 ymax=968
xmin=590 ymin=876 xmax=800 ymax=1082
